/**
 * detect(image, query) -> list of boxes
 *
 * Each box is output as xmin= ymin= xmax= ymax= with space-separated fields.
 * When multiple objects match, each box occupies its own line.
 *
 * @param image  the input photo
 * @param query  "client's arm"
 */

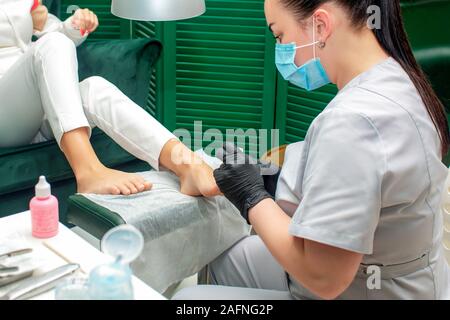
xmin=33 ymin=3 xmax=98 ymax=47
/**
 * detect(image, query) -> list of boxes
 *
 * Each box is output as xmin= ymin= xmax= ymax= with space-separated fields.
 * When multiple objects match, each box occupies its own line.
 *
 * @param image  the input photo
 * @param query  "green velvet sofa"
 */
xmin=0 ymin=1 xmax=161 ymax=223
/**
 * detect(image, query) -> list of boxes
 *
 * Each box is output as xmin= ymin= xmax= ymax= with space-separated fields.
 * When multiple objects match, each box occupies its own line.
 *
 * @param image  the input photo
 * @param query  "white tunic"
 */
xmin=276 ymin=57 xmax=450 ymax=299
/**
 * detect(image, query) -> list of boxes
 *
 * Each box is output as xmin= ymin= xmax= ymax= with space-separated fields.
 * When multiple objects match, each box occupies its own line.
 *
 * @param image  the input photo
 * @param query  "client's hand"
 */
xmin=31 ymin=1 xmax=48 ymax=32
xmin=72 ymin=8 xmax=99 ymax=36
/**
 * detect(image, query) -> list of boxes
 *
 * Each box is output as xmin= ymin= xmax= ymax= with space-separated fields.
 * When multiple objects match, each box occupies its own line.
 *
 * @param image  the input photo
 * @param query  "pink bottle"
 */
xmin=30 ymin=176 xmax=59 ymax=238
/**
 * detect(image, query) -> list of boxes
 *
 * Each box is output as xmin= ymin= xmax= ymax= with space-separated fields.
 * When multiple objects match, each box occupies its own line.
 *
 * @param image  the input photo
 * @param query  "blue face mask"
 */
xmin=275 ymin=19 xmax=330 ymax=91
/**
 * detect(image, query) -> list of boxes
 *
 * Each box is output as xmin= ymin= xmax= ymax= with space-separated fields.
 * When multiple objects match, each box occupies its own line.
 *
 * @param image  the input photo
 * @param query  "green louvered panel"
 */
xmin=147 ymin=70 xmax=158 ymax=118
xmin=133 ymin=21 xmax=158 ymax=118
xmin=172 ymin=0 xmax=277 ymax=153
xmin=60 ymin=0 xmax=123 ymax=40
xmin=277 ymin=82 xmax=338 ymax=145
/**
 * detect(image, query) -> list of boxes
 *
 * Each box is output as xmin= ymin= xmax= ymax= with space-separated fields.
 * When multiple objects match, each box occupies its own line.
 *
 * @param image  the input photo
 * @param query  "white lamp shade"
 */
xmin=111 ymin=0 xmax=206 ymax=21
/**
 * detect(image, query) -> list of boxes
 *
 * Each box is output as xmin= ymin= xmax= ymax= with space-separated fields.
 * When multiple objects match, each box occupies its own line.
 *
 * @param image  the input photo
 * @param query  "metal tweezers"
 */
xmin=0 ymin=248 xmax=33 ymax=260
xmin=0 ymin=248 xmax=33 ymax=273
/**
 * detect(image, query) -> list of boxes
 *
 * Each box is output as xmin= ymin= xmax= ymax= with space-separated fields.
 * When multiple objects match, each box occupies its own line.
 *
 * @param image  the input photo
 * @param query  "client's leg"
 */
xmin=0 ymin=50 xmax=46 ymax=147
xmin=79 ymin=76 xmax=219 ymax=197
xmin=29 ymin=32 xmax=150 ymax=195
xmin=60 ymin=127 xmax=151 ymax=195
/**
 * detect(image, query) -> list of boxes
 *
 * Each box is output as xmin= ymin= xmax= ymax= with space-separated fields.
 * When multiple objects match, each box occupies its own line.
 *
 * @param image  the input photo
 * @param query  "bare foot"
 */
xmin=158 ymin=139 xmax=220 ymax=197
xmin=178 ymin=163 xmax=221 ymax=197
xmin=76 ymin=166 xmax=152 ymax=195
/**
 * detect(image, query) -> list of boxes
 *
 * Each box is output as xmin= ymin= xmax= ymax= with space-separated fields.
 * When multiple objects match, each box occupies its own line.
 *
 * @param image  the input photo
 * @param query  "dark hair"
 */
xmin=280 ymin=0 xmax=450 ymax=157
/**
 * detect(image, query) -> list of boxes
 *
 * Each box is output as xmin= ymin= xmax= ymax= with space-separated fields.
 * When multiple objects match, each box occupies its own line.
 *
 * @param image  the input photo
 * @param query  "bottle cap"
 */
xmin=35 ymin=176 xmax=51 ymax=198
xmin=101 ymin=225 xmax=144 ymax=264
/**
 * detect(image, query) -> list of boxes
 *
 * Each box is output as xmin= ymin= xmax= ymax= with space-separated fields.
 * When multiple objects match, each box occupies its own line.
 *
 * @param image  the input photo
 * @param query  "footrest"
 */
xmin=67 ymin=170 xmax=250 ymax=293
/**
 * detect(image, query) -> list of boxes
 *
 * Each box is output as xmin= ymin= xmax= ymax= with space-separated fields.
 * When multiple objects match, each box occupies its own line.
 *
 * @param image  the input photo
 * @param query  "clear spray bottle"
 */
xmin=88 ymin=224 xmax=144 ymax=300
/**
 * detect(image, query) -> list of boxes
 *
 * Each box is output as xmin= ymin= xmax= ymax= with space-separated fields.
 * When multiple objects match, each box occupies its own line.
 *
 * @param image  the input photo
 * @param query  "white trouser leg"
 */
xmin=0 ymin=32 xmax=90 ymax=148
xmin=172 ymin=236 xmax=295 ymax=300
xmin=79 ymin=76 xmax=176 ymax=170
xmin=0 ymin=32 xmax=175 ymax=170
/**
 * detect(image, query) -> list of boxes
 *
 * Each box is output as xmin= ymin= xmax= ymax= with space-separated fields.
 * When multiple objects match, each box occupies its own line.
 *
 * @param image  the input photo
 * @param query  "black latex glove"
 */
xmin=215 ymin=143 xmax=281 ymax=197
xmin=214 ymin=143 xmax=274 ymax=223
xmin=263 ymin=170 xmax=281 ymax=198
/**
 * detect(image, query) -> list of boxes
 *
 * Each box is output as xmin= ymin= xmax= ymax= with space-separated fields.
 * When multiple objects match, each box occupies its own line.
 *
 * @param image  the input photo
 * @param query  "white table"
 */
xmin=0 ymin=211 xmax=166 ymax=300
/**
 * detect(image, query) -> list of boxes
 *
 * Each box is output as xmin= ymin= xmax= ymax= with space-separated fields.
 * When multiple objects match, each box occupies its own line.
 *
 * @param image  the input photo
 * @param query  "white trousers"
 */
xmin=172 ymin=236 xmax=296 ymax=300
xmin=0 ymin=32 xmax=175 ymax=170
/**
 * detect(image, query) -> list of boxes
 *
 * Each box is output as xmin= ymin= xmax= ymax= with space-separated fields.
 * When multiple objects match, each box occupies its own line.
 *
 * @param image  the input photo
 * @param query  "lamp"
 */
xmin=111 ymin=0 xmax=206 ymax=21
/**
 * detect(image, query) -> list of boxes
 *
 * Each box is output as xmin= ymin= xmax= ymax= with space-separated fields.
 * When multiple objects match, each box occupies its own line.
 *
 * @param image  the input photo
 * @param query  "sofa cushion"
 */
xmin=76 ymin=39 xmax=162 ymax=111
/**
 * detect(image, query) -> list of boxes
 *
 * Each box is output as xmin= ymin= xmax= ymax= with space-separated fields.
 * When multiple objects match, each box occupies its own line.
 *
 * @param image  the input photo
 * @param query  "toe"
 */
xmin=143 ymin=181 xmax=153 ymax=191
xmin=131 ymin=178 xmax=146 ymax=192
xmin=118 ymin=184 xmax=131 ymax=195
xmin=110 ymin=186 xmax=121 ymax=195
xmin=126 ymin=182 xmax=138 ymax=194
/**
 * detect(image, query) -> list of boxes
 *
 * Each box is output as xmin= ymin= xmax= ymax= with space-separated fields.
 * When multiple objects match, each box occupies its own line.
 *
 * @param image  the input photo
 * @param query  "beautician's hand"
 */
xmin=72 ymin=8 xmax=99 ymax=36
xmin=213 ymin=143 xmax=273 ymax=223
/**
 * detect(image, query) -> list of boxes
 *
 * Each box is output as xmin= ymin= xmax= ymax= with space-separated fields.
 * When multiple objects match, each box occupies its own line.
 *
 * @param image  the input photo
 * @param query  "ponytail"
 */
xmin=373 ymin=1 xmax=449 ymax=156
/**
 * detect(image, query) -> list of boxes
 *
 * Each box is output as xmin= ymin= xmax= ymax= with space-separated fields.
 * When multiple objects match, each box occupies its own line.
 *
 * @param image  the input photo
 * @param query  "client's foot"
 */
xmin=179 ymin=162 xmax=221 ymax=197
xmin=160 ymin=139 xmax=220 ymax=197
xmin=76 ymin=165 xmax=152 ymax=195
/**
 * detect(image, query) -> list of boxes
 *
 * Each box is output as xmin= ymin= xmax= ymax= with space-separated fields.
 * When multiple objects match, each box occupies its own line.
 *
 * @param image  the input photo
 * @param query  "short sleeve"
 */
xmin=289 ymin=108 xmax=385 ymax=254
xmin=275 ymin=141 xmax=305 ymax=217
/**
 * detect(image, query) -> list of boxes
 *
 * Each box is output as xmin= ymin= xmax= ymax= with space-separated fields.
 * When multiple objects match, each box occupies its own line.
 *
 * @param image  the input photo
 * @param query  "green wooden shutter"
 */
xmin=60 ymin=0 xmax=127 ymax=41
xmin=275 ymin=79 xmax=338 ymax=145
xmin=133 ymin=21 xmax=159 ymax=118
xmin=152 ymin=0 xmax=277 ymax=154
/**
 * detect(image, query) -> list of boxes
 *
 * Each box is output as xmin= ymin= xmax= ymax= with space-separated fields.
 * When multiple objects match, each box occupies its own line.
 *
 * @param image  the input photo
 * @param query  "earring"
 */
xmin=318 ymin=41 xmax=326 ymax=49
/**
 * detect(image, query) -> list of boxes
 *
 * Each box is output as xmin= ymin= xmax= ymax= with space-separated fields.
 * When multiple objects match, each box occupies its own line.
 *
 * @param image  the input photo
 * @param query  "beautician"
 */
xmin=174 ymin=0 xmax=450 ymax=300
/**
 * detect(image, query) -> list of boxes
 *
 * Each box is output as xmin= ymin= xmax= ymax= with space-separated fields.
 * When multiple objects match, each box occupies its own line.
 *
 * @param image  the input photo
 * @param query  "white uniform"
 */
xmin=174 ymin=57 xmax=450 ymax=300
xmin=0 ymin=0 xmax=174 ymax=170
xmin=278 ymin=57 xmax=450 ymax=300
